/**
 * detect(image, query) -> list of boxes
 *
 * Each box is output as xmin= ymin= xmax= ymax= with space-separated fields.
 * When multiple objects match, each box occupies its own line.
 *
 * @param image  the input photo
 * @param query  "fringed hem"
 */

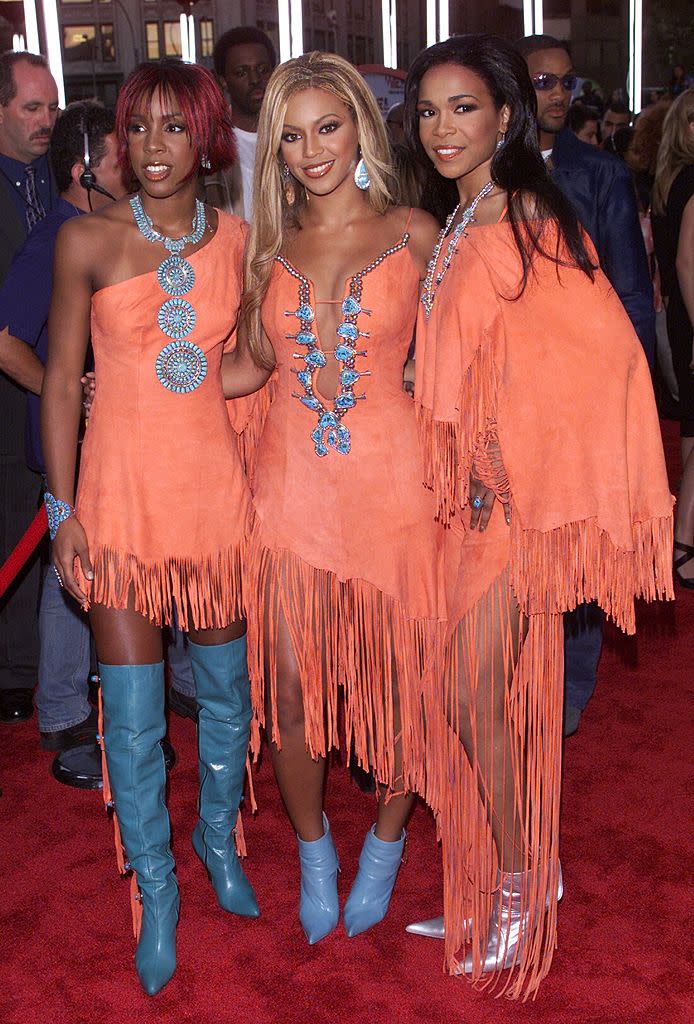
xmin=510 ymin=513 xmax=674 ymax=634
xmin=98 ymin=686 xmax=142 ymax=939
xmin=233 ymin=375 xmax=277 ymax=481
xmin=245 ymin=520 xmax=434 ymax=796
xmin=80 ymin=542 xmax=246 ymax=632
xmin=416 ymin=339 xmax=498 ymax=524
xmin=424 ymin=569 xmax=563 ymax=1001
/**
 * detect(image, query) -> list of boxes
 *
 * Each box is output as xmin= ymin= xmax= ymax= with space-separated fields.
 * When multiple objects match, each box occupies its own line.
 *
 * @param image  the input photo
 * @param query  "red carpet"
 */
xmin=1 ymin=421 xmax=692 ymax=1024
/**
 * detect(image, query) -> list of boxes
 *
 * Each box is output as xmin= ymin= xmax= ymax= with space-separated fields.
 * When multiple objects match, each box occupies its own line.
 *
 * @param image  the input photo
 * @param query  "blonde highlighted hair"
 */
xmin=242 ymin=51 xmax=397 ymax=367
xmin=652 ymin=89 xmax=694 ymax=215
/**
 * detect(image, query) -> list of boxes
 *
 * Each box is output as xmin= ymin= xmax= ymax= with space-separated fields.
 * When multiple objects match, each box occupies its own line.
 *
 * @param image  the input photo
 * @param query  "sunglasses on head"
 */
xmin=531 ymin=72 xmax=578 ymax=92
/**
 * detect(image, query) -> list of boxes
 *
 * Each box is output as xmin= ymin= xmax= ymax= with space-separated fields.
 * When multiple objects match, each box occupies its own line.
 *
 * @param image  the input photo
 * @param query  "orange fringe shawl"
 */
xmin=415 ymin=340 xmax=674 ymax=634
xmin=415 ymin=333 xmax=673 ymax=1000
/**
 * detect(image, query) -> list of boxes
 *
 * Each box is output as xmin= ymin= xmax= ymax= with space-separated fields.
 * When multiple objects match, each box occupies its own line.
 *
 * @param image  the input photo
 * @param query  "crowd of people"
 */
xmin=0 ymin=22 xmax=689 ymax=1004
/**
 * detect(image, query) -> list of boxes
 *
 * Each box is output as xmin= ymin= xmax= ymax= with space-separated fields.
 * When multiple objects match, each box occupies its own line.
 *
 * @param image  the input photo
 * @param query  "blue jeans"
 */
xmin=563 ymin=602 xmax=604 ymax=713
xmin=166 ymin=626 xmax=195 ymax=698
xmin=35 ymin=564 xmax=91 ymax=732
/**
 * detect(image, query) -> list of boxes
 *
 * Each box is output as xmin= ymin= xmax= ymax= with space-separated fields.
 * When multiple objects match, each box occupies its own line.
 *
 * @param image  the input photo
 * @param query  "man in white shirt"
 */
xmin=203 ymin=27 xmax=276 ymax=221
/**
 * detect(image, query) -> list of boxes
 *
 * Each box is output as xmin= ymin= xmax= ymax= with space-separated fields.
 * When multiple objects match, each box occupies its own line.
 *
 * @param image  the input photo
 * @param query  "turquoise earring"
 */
xmin=354 ymin=156 xmax=370 ymax=190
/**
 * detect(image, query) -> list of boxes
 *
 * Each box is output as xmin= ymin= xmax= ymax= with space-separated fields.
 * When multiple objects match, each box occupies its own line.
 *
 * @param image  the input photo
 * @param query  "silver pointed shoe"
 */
xmin=405 ymin=915 xmax=445 ymax=939
xmin=407 ymin=861 xmax=562 ymax=943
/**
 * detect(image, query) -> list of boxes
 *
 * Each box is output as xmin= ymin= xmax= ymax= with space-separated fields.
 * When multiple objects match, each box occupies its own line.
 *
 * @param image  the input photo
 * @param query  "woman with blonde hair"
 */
xmin=653 ymin=89 xmax=694 ymax=587
xmin=222 ymin=51 xmax=442 ymax=944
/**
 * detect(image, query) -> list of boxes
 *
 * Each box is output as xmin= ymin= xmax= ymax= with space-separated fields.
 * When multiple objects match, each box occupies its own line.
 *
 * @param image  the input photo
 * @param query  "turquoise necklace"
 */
xmin=130 ymin=193 xmax=209 ymax=394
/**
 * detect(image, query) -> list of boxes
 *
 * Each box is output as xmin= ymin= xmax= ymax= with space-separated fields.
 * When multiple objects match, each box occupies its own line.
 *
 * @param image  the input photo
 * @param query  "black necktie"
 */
xmin=24 ymin=165 xmax=46 ymax=231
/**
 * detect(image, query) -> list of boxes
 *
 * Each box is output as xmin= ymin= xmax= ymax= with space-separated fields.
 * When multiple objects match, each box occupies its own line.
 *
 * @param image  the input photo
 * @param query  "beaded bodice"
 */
xmin=272 ymin=230 xmax=413 ymax=457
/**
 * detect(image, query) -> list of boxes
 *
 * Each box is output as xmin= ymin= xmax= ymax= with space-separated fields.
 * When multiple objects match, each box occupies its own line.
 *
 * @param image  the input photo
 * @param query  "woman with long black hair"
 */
xmin=402 ymin=35 xmax=673 ymax=998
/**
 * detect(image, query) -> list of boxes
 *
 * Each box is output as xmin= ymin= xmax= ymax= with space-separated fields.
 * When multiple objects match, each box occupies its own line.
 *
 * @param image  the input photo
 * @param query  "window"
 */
xmin=200 ymin=18 xmax=214 ymax=59
xmin=145 ymin=22 xmax=159 ymax=61
xmin=63 ymin=24 xmax=97 ymax=62
xmin=163 ymin=21 xmax=182 ymax=58
xmin=100 ymin=23 xmax=115 ymax=61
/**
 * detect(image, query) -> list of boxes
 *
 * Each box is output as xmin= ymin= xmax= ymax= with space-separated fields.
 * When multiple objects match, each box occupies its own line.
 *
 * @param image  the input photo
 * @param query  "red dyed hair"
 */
xmin=115 ymin=59 xmax=236 ymax=181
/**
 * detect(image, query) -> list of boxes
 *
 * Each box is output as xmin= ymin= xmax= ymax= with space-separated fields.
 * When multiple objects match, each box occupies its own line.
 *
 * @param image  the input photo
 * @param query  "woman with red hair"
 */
xmin=41 ymin=60 xmax=258 ymax=995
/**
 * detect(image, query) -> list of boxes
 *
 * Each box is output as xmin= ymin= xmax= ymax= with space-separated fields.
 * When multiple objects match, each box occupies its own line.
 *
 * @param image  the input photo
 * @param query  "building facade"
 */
xmin=0 ymin=2 xmax=643 ymax=107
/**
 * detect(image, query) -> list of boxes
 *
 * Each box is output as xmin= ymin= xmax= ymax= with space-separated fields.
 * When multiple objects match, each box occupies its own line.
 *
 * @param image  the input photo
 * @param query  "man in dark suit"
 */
xmin=516 ymin=35 xmax=656 ymax=737
xmin=0 ymin=51 xmax=58 ymax=724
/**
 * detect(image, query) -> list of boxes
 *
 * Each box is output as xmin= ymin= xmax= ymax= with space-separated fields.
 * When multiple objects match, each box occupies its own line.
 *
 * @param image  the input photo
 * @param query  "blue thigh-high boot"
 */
xmin=188 ymin=637 xmax=259 ymax=917
xmin=343 ymin=825 xmax=405 ymax=937
xmin=297 ymin=813 xmax=340 ymax=944
xmin=99 ymin=662 xmax=179 ymax=996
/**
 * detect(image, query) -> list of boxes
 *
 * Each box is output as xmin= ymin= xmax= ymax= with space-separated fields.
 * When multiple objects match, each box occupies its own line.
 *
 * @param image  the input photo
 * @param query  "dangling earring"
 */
xmin=496 ymin=131 xmax=506 ymax=151
xmin=282 ymin=161 xmax=296 ymax=206
xmin=201 ymin=153 xmax=211 ymax=171
xmin=354 ymin=155 xmax=370 ymax=190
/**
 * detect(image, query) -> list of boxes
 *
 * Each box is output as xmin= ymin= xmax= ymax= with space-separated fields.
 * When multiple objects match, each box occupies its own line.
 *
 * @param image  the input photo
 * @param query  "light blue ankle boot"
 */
xmin=100 ymin=662 xmax=179 ymax=996
xmin=343 ymin=825 xmax=405 ymax=937
xmin=297 ymin=813 xmax=340 ymax=944
xmin=188 ymin=637 xmax=259 ymax=918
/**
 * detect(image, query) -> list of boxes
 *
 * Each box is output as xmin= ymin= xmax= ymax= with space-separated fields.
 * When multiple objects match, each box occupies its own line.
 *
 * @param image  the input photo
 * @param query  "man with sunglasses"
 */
xmin=516 ymin=35 xmax=656 ymax=739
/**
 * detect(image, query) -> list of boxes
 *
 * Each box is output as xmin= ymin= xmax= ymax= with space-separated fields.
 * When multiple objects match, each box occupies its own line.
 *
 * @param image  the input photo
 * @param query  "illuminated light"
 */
xmin=382 ymin=0 xmax=397 ymax=67
xmin=22 ymin=0 xmax=40 ymax=54
xmin=438 ymin=0 xmax=449 ymax=41
xmin=628 ymin=0 xmax=643 ymax=114
xmin=278 ymin=0 xmax=290 ymax=62
xmin=523 ymin=0 xmax=543 ymax=36
xmin=426 ymin=0 xmax=436 ymax=47
xmin=180 ymin=13 xmax=189 ymax=62
xmin=188 ymin=14 xmax=196 ymax=64
xmin=289 ymin=0 xmax=303 ymax=57
xmin=390 ymin=0 xmax=397 ymax=67
xmin=13 ymin=34 xmax=26 ymax=53
xmin=381 ymin=0 xmax=392 ymax=68
xmin=278 ymin=0 xmax=303 ymax=60
xmin=40 ymin=0 xmax=65 ymax=108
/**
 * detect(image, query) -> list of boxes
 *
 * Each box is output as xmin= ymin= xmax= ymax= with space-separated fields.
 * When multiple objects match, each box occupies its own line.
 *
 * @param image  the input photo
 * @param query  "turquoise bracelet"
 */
xmin=44 ymin=491 xmax=75 ymax=540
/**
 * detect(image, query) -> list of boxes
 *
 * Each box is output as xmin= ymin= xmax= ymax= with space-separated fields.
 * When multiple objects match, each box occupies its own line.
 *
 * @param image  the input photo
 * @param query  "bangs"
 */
xmin=115 ymin=60 xmax=236 ymax=181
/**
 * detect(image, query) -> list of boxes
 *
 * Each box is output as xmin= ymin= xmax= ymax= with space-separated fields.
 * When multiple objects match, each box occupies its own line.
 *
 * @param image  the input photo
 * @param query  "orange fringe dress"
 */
xmin=415 ymin=220 xmax=674 ymax=999
xmin=244 ymin=224 xmax=442 ymax=791
xmin=75 ymin=212 xmax=250 ymax=630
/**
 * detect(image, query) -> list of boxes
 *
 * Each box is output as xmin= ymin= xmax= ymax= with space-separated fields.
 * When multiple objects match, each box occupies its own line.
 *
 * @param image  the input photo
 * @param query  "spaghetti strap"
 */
xmin=404 ymin=206 xmax=414 ymax=232
xmin=497 ymin=206 xmax=508 ymax=223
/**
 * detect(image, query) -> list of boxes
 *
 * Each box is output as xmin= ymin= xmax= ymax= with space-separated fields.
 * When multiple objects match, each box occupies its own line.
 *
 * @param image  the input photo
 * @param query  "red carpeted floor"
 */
xmin=1 ymin=422 xmax=692 ymax=1024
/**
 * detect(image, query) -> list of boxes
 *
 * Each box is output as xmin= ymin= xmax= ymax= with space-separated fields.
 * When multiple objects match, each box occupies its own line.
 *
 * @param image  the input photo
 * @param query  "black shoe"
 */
xmin=673 ymin=541 xmax=694 ymax=589
xmin=0 ymin=688 xmax=34 ymax=724
xmin=52 ymin=738 xmax=176 ymax=790
xmin=350 ymin=758 xmax=377 ymax=794
xmin=161 ymin=737 xmax=176 ymax=772
xmin=41 ymin=707 xmax=99 ymax=752
xmin=168 ymin=687 xmax=198 ymax=721
xmin=52 ymin=744 xmax=103 ymax=790
xmin=563 ymin=705 xmax=582 ymax=737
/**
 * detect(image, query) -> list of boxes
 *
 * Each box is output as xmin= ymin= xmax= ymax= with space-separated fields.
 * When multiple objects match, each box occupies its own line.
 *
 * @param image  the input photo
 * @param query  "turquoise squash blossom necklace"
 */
xmin=278 ymin=230 xmax=409 ymax=457
xmin=130 ymin=193 xmax=209 ymax=394
xmin=421 ymin=180 xmax=494 ymax=320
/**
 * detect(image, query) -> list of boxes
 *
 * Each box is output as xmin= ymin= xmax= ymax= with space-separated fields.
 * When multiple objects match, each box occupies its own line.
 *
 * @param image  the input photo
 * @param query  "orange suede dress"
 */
xmin=244 ymin=222 xmax=442 ymax=792
xmin=75 ymin=212 xmax=250 ymax=631
xmin=415 ymin=220 xmax=674 ymax=999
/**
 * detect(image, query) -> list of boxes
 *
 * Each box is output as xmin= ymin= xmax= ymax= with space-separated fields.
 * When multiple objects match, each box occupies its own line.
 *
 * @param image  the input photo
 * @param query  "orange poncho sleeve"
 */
xmin=416 ymin=223 xmax=674 ymax=633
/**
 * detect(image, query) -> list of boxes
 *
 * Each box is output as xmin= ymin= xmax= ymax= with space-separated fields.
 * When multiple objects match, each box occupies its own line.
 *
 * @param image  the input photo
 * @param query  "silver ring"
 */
xmin=53 ymin=565 xmax=64 ymax=588
xmin=471 ymin=495 xmax=484 ymax=509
